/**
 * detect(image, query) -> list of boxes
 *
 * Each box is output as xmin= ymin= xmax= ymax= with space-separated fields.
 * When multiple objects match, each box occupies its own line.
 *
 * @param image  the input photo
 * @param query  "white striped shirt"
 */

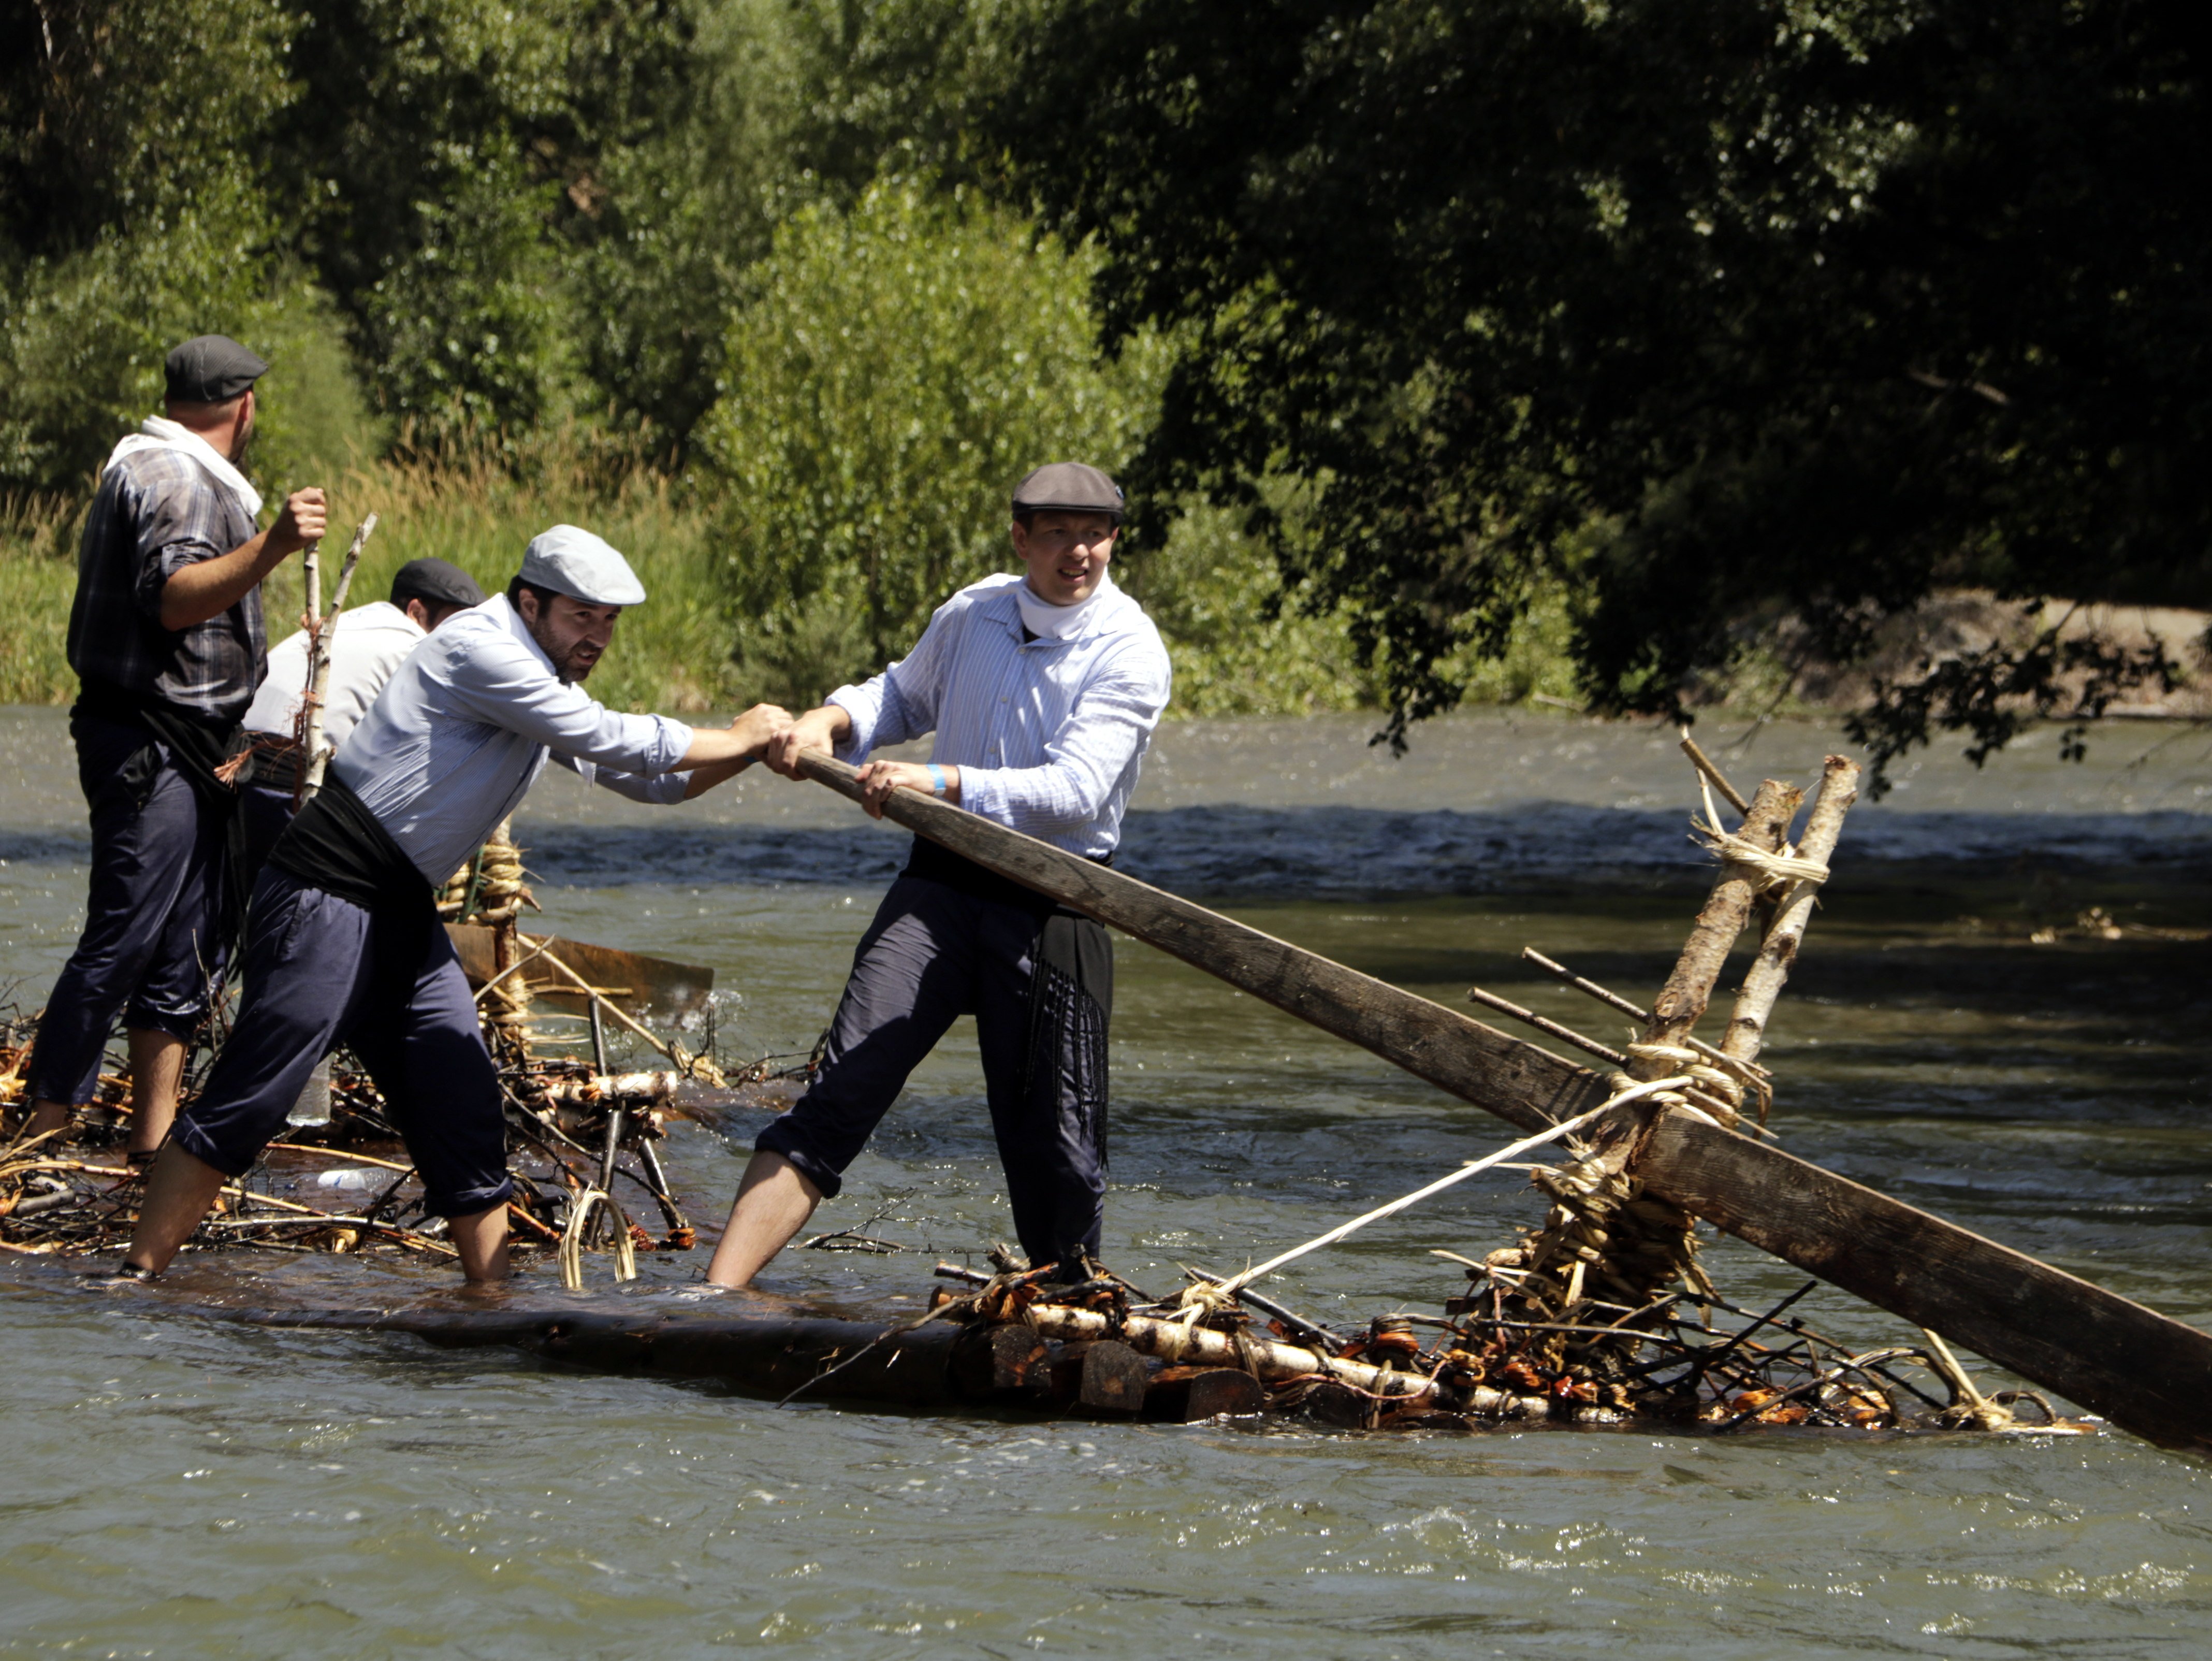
xmin=334 ymin=595 xmax=694 ymax=884
xmin=829 ymin=572 xmax=1172 ymax=857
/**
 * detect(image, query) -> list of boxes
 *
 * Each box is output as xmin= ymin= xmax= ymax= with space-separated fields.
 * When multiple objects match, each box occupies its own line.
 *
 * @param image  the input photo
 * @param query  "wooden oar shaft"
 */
xmin=796 ymin=751 xmax=1597 ymax=1136
xmin=794 ymin=749 xmax=2212 ymax=1452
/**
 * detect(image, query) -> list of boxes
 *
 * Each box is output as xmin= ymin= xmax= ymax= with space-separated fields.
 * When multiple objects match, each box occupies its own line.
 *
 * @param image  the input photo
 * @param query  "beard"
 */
xmin=525 ymin=615 xmax=597 ymax=684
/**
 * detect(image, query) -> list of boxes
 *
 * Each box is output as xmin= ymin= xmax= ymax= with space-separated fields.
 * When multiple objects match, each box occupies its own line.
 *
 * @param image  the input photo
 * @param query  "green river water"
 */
xmin=3 ymin=709 xmax=2208 ymax=1658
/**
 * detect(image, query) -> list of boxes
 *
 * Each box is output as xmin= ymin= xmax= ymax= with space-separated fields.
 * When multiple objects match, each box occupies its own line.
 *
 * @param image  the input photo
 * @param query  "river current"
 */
xmin=3 ymin=707 xmax=2208 ymax=1658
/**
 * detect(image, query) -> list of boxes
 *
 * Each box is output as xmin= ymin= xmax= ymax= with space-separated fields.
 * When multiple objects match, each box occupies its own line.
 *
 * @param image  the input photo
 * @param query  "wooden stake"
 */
xmin=1639 ymin=777 xmax=1801 ymax=1064
xmin=300 ymin=515 xmax=380 ymax=798
xmin=1679 ymin=727 xmax=1752 ymax=816
xmin=1720 ymin=755 xmax=1860 ymax=1064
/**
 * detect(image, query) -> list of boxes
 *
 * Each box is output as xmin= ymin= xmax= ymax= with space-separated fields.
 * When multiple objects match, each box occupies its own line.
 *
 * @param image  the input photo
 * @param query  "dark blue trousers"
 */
xmin=758 ymin=876 xmax=1112 ymax=1269
xmin=170 ymin=868 xmax=514 ymax=1218
xmin=27 ymin=713 xmax=229 ymax=1105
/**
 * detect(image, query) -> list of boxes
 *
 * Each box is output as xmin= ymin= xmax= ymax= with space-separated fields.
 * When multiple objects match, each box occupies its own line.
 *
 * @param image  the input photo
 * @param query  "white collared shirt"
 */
xmin=332 ymin=594 xmax=694 ymax=884
xmin=828 ymin=572 xmax=1173 ymax=857
xmin=242 ymin=601 xmax=427 ymax=752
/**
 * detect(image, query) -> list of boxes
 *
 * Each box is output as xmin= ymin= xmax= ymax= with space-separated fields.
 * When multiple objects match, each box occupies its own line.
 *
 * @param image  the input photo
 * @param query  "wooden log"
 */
xmin=1146 ymin=1367 xmax=1268 ymax=1422
xmin=1721 ymin=755 xmax=1860 ymax=1064
xmin=1303 ymin=1380 xmax=1382 ymax=1429
xmin=1075 ymin=1339 xmax=1153 ymax=1413
xmin=793 ymin=749 xmax=2212 ymax=1452
xmin=1640 ymin=777 xmax=1800 ymax=1062
xmin=300 ymin=516 xmax=377 ymax=798
xmin=793 ymin=751 xmax=1596 ymax=1136
xmin=1633 ymin=1109 xmax=2212 ymax=1449
xmin=950 ymin=1322 xmax=1052 ymax=1397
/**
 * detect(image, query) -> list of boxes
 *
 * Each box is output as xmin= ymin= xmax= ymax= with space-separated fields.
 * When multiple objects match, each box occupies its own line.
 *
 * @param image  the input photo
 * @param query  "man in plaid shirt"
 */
xmin=23 ymin=335 xmax=326 ymax=1163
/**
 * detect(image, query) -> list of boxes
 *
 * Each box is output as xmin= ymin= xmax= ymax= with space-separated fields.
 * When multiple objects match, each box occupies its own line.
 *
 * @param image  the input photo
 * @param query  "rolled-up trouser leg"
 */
xmin=169 ymin=870 xmax=373 ymax=1177
xmin=343 ymin=929 xmax=513 ymax=1219
xmin=975 ymin=904 xmax=1111 ymax=1270
xmin=754 ymin=878 xmax=974 ymax=1200
xmin=28 ymin=718 xmax=220 ymax=1105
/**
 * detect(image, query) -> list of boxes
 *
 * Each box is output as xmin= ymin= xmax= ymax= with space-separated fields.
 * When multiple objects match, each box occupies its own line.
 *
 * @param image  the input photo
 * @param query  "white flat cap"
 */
xmin=518 ymin=525 xmax=647 ymax=606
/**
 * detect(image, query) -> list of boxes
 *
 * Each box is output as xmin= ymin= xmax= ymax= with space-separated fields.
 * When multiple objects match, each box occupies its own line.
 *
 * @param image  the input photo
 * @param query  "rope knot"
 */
xmin=1691 ymin=782 xmax=1830 ymax=893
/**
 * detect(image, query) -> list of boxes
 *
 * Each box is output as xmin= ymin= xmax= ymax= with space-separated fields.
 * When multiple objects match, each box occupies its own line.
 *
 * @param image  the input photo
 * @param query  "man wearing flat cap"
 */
xmin=22 ymin=335 xmax=327 ymax=1164
xmin=707 ymin=462 xmax=1172 ymax=1288
xmin=115 ymin=527 xmax=792 ymax=1283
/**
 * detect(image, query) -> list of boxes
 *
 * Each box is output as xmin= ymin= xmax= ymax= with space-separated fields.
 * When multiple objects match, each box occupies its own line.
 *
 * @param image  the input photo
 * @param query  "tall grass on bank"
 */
xmin=0 ymin=439 xmax=748 ymax=715
xmin=0 ymin=437 xmax=1580 ymax=718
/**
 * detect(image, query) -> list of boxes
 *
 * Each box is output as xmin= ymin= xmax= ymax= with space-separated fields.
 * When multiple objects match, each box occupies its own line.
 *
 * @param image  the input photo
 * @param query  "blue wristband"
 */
xmin=925 ymin=763 xmax=948 ymax=797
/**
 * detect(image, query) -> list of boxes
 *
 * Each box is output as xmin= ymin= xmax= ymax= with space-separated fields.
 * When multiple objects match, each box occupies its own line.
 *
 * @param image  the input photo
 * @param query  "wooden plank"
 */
xmin=794 ymin=752 xmax=1600 ymax=1135
xmin=446 ymin=923 xmax=714 ymax=1020
xmin=795 ymin=750 xmax=2212 ymax=1453
xmin=1635 ymin=1111 xmax=2212 ymax=1451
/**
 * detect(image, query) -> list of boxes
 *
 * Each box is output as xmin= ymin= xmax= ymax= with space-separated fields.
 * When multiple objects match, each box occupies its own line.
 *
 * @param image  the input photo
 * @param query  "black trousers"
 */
xmin=170 ymin=868 xmax=513 ymax=1218
xmin=757 ymin=874 xmax=1113 ymax=1269
xmin=26 ymin=713 xmax=229 ymax=1105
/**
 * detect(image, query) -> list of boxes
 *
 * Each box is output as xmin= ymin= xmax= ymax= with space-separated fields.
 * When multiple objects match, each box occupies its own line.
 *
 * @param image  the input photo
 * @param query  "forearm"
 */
xmin=682 ymin=756 xmax=750 ymax=798
xmin=674 ymin=728 xmax=759 ymax=771
xmin=157 ymin=527 xmax=289 ymax=630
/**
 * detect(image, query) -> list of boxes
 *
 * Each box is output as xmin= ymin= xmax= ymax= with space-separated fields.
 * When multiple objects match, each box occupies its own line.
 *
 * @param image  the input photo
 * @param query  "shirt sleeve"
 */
xmin=442 ymin=628 xmax=694 ymax=773
xmin=956 ymin=638 xmax=1172 ymax=836
xmin=826 ymin=597 xmax=958 ymax=760
xmin=130 ymin=469 xmax=231 ymax=622
xmin=551 ymin=752 xmax=692 ymax=805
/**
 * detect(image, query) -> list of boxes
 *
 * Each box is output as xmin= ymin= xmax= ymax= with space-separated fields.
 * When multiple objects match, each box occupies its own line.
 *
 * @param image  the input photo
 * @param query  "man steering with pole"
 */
xmin=707 ymin=464 xmax=1172 ymax=1288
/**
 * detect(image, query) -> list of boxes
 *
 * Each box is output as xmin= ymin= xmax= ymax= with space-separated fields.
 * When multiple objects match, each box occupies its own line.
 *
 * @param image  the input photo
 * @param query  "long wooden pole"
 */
xmin=792 ymin=749 xmax=2212 ymax=1452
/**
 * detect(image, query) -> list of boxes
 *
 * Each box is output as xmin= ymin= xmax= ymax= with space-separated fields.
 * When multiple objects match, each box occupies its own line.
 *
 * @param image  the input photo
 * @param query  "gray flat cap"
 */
xmin=165 ymin=335 xmax=270 ymax=403
xmin=1012 ymin=461 xmax=1125 ymax=520
xmin=389 ymin=557 xmax=486 ymax=612
xmin=517 ymin=525 xmax=647 ymax=607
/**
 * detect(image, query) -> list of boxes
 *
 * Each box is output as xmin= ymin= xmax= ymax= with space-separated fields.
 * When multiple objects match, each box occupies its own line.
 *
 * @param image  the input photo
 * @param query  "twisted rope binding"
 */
xmin=1691 ymin=781 xmax=1830 ymax=893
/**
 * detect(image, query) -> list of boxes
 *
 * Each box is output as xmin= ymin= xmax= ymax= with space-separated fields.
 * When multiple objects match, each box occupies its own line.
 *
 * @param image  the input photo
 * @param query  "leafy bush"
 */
xmin=702 ymin=179 xmax=1164 ymax=704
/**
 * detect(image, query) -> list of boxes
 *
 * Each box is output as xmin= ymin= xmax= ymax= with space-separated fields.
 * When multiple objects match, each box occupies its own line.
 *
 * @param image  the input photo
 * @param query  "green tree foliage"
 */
xmin=702 ymin=180 xmax=1160 ymax=702
xmin=0 ymin=0 xmax=296 ymax=489
xmin=988 ymin=0 xmax=2212 ymax=774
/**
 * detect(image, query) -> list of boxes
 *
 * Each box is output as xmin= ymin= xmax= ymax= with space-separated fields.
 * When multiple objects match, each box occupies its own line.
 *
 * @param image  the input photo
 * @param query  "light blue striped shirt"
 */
xmin=334 ymin=594 xmax=694 ymax=884
xmin=829 ymin=572 xmax=1173 ymax=858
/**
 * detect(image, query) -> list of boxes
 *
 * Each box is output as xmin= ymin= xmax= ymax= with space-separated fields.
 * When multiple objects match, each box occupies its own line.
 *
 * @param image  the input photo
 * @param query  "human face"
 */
xmin=1011 ymin=512 xmax=1119 ymax=606
xmin=518 ymin=590 xmax=622 ymax=683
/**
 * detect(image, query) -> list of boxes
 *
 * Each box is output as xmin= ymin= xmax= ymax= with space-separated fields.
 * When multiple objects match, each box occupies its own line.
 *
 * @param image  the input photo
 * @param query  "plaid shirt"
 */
xmin=65 ymin=446 xmax=266 ymax=720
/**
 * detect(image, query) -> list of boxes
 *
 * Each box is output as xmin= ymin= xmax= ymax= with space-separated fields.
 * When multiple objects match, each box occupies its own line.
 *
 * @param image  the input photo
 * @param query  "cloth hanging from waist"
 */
xmin=74 ymin=676 xmax=253 ymax=949
xmin=897 ymin=835 xmax=1115 ymax=1158
xmin=267 ymin=770 xmax=437 ymax=1000
xmin=73 ymin=677 xmax=243 ymax=807
xmin=901 ymin=834 xmax=1112 ymax=915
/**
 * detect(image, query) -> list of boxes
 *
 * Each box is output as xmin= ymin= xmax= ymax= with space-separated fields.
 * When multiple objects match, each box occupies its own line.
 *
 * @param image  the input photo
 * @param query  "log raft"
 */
xmin=792 ymin=749 xmax=2212 ymax=1454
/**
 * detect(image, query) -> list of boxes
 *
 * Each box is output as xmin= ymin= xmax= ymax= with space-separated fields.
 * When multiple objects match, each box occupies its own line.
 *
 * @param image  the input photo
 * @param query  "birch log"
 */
xmin=1720 ymin=754 xmax=1860 ymax=1064
xmin=300 ymin=514 xmax=378 ymax=797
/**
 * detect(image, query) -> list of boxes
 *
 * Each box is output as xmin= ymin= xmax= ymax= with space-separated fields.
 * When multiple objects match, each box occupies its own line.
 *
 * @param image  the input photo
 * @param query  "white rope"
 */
xmin=1691 ymin=781 xmax=1830 ymax=891
xmin=1175 ymin=1076 xmax=1704 ymax=1318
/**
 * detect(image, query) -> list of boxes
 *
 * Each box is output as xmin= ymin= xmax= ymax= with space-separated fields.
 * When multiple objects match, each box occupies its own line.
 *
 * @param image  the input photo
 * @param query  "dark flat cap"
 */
xmin=390 ymin=557 xmax=486 ymax=612
xmin=165 ymin=335 xmax=270 ymax=403
xmin=1012 ymin=461 xmax=1125 ymax=519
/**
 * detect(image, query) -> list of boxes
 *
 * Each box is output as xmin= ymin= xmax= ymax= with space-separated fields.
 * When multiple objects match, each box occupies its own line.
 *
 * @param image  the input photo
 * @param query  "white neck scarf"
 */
xmin=1015 ymin=568 xmax=1117 ymax=641
xmin=104 ymin=415 xmax=264 ymax=521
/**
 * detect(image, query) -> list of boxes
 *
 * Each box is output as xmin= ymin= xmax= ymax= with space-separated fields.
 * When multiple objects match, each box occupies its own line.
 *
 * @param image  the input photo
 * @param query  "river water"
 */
xmin=3 ymin=708 xmax=2209 ymax=1658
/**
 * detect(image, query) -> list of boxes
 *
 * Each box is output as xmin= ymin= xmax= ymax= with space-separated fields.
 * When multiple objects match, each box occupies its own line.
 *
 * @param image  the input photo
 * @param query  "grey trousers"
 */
xmin=758 ymin=875 xmax=1112 ymax=1270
